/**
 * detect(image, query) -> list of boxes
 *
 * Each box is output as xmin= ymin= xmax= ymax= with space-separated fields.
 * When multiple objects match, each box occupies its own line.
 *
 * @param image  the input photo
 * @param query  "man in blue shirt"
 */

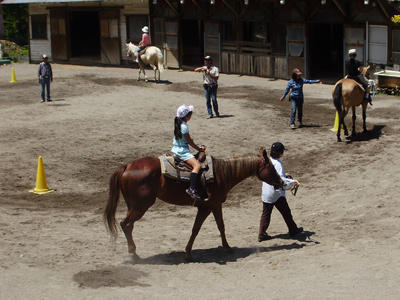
xmin=280 ymin=68 xmax=321 ymax=129
xmin=38 ymin=54 xmax=53 ymax=103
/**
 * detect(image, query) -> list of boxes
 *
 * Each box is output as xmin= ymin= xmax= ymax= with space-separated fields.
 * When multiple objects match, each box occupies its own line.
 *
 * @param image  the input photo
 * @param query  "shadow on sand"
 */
xmin=345 ymin=125 xmax=385 ymax=143
xmin=145 ymin=79 xmax=173 ymax=85
xmin=124 ymin=231 xmax=316 ymax=265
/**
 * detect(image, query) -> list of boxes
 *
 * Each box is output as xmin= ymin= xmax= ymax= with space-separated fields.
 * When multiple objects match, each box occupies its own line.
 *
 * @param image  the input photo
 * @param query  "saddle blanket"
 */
xmin=159 ymin=154 xmax=214 ymax=182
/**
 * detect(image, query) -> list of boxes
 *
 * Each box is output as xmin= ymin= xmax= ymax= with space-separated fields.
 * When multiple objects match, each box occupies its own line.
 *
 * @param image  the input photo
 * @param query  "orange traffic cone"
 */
xmin=29 ymin=156 xmax=53 ymax=194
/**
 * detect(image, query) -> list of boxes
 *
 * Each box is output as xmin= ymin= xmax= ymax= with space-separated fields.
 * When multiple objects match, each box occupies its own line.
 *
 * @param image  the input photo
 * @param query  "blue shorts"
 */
xmin=171 ymin=146 xmax=194 ymax=161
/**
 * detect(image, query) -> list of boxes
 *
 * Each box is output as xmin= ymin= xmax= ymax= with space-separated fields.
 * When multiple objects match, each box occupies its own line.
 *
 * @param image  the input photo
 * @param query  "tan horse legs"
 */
xmin=337 ymin=104 xmax=368 ymax=142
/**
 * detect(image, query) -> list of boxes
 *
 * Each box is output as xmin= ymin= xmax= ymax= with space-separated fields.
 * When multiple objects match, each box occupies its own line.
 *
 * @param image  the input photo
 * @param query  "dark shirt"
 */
xmin=346 ymin=59 xmax=361 ymax=77
xmin=38 ymin=62 xmax=53 ymax=80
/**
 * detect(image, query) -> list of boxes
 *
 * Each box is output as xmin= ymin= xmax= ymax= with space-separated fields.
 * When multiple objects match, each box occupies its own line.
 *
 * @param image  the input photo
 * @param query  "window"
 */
xmin=243 ymin=21 xmax=269 ymax=43
xmin=31 ymin=15 xmax=47 ymax=39
xmin=221 ymin=21 xmax=234 ymax=41
xmin=393 ymin=29 xmax=400 ymax=53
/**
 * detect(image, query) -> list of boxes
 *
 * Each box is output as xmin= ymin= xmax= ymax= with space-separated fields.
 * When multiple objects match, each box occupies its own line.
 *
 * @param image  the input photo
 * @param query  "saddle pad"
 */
xmin=159 ymin=154 xmax=214 ymax=182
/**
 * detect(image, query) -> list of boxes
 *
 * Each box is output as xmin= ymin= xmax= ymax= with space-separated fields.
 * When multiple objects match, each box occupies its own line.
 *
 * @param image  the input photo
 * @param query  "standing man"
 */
xmin=38 ymin=54 xmax=53 ymax=103
xmin=194 ymin=56 xmax=220 ymax=118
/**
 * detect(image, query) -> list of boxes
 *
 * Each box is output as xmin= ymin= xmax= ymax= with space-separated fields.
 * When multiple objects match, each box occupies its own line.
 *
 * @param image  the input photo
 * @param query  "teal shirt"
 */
xmin=171 ymin=122 xmax=193 ymax=161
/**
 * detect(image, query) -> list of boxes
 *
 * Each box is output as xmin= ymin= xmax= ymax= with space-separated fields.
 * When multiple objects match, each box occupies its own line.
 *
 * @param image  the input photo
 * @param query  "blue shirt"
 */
xmin=282 ymin=78 xmax=319 ymax=99
xmin=171 ymin=121 xmax=194 ymax=161
xmin=38 ymin=62 xmax=53 ymax=80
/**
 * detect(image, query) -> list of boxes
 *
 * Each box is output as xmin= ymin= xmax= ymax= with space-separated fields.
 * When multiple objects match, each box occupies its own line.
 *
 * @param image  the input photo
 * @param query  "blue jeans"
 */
xmin=41 ymin=77 xmax=51 ymax=101
xmin=290 ymin=96 xmax=303 ymax=125
xmin=204 ymin=84 xmax=219 ymax=116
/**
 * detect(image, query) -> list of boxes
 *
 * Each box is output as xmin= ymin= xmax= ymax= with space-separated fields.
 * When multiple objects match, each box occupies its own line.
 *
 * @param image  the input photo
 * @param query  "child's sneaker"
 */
xmin=290 ymin=124 xmax=296 ymax=129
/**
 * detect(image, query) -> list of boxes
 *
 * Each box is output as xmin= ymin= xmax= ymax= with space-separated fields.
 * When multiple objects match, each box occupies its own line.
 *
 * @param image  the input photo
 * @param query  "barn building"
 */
xmin=150 ymin=0 xmax=400 ymax=81
xmin=1 ymin=0 xmax=149 ymax=65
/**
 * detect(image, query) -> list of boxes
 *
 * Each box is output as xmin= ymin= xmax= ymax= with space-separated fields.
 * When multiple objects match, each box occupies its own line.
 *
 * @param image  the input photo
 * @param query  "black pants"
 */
xmin=259 ymin=197 xmax=299 ymax=237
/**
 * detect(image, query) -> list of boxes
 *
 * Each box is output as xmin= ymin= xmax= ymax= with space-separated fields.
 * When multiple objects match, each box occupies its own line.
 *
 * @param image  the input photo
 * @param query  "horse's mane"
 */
xmin=212 ymin=156 xmax=260 ymax=187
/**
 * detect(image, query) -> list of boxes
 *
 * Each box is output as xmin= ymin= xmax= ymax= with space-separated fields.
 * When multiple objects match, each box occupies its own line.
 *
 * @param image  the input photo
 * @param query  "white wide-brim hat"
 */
xmin=348 ymin=49 xmax=357 ymax=55
xmin=176 ymin=105 xmax=194 ymax=118
xmin=142 ymin=26 xmax=149 ymax=33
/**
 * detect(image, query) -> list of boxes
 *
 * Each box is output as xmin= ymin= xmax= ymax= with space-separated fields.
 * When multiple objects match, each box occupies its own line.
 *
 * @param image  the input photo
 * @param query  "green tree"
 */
xmin=2 ymin=4 xmax=28 ymax=46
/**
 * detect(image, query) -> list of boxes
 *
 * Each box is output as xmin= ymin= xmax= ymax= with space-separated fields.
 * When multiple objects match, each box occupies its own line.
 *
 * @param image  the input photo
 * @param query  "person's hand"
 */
xmin=38 ymin=78 xmax=41 ymax=84
xmin=280 ymin=97 xmax=284 ymax=102
xmin=200 ymin=145 xmax=207 ymax=151
xmin=293 ymin=180 xmax=300 ymax=187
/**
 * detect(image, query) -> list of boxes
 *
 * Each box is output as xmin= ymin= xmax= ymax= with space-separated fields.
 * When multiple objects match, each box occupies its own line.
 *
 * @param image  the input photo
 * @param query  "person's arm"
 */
xmin=275 ymin=162 xmax=299 ymax=190
xmin=280 ymin=81 xmax=292 ymax=101
xmin=304 ymin=79 xmax=321 ymax=84
xmin=194 ymin=66 xmax=206 ymax=72
xmin=183 ymin=133 xmax=204 ymax=152
xmin=207 ymin=68 xmax=219 ymax=81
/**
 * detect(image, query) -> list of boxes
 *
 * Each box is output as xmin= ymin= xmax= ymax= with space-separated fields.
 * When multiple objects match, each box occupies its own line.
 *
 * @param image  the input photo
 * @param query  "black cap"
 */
xmin=271 ymin=142 xmax=285 ymax=153
xmin=204 ymin=56 xmax=212 ymax=61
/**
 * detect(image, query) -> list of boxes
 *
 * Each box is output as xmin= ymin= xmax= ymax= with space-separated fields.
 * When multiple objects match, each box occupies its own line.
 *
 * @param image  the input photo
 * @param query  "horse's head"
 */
xmin=360 ymin=65 xmax=371 ymax=78
xmin=257 ymin=147 xmax=283 ymax=189
xmin=126 ymin=42 xmax=138 ymax=57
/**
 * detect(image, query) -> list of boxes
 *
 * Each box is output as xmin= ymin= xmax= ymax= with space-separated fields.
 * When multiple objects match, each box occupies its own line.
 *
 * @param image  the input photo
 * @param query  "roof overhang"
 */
xmin=1 ymin=0 xmax=102 ymax=4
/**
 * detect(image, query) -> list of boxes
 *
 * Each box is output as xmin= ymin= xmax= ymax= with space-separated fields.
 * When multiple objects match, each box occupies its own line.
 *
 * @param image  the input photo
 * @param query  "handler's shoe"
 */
xmin=289 ymin=227 xmax=303 ymax=237
xmin=290 ymin=124 xmax=296 ymax=129
xmin=258 ymin=234 xmax=272 ymax=242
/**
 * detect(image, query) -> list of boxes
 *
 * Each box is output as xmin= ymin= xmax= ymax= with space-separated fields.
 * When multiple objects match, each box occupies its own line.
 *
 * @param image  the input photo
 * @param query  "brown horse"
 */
xmin=104 ymin=148 xmax=283 ymax=260
xmin=332 ymin=66 xmax=371 ymax=142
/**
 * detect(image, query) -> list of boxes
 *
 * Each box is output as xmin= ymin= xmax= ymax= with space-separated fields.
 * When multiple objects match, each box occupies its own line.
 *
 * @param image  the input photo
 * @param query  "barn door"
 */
xmin=343 ymin=26 xmax=365 ymax=76
xmin=368 ymin=25 xmax=387 ymax=65
xmin=287 ymin=24 xmax=306 ymax=78
xmin=99 ymin=10 xmax=120 ymax=65
xmin=204 ymin=21 xmax=220 ymax=67
xmin=50 ymin=8 xmax=68 ymax=60
xmin=164 ymin=20 xmax=179 ymax=68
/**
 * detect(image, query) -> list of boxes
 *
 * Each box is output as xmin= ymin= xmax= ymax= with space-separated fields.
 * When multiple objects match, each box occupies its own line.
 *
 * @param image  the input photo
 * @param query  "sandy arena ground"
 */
xmin=0 ymin=62 xmax=399 ymax=299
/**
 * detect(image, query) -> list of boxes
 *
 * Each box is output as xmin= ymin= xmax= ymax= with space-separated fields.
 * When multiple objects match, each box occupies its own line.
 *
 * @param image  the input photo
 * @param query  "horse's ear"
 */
xmin=259 ymin=147 xmax=265 ymax=156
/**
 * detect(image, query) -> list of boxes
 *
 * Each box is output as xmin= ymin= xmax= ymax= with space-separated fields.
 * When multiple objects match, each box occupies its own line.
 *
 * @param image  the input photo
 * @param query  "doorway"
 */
xmin=181 ymin=19 xmax=202 ymax=66
xmin=69 ymin=11 xmax=100 ymax=58
xmin=309 ymin=23 xmax=343 ymax=82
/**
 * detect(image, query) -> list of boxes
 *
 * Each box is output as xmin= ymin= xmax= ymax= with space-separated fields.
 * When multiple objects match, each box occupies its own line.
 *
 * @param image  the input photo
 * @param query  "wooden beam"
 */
xmin=332 ymin=0 xmax=346 ymax=17
xmin=292 ymin=2 xmax=307 ymax=20
xmin=221 ymin=0 xmax=239 ymax=18
xmin=191 ymin=0 xmax=208 ymax=16
xmin=163 ymin=0 xmax=179 ymax=16
xmin=376 ymin=0 xmax=390 ymax=20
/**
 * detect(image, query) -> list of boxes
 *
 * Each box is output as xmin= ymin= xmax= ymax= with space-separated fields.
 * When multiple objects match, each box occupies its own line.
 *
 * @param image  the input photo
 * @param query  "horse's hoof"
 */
xmin=129 ymin=253 xmax=141 ymax=263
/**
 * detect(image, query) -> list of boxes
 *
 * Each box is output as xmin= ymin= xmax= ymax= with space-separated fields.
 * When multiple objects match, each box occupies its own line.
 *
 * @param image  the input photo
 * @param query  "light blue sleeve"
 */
xmin=303 ymin=78 xmax=319 ymax=84
xmin=181 ymin=123 xmax=189 ymax=135
xmin=282 ymin=80 xmax=292 ymax=99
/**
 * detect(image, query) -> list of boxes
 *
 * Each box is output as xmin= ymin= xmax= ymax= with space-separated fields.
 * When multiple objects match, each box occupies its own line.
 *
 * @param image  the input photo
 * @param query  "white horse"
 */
xmin=126 ymin=42 xmax=164 ymax=82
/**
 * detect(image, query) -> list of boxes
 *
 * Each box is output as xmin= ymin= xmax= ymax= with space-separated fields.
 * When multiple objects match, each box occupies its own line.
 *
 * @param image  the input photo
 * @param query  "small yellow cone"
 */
xmin=330 ymin=111 xmax=343 ymax=132
xmin=10 ymin=67 xmax=17 ymax=83
xmin=29 ymin=156 xmax=53 ymax=194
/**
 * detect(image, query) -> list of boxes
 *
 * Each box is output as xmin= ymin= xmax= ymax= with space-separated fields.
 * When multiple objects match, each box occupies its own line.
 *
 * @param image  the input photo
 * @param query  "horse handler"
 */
xmin=194 ymin=56 xmax=220 ymax=118
xmin=258 ymin=142 xmax=302 ymax=242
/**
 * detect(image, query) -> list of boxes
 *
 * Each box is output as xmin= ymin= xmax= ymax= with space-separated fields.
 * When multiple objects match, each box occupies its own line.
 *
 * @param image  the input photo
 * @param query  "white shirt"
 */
xmin=261 ymin=157 xmax=295 ymax=204
xmin=202 ymin=66 xmax=219 ymax=85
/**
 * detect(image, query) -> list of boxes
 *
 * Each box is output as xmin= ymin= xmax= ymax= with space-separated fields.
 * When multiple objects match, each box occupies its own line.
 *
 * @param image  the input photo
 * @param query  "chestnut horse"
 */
xmin=332 ymin=66 xmax=372 ymax=142
xmin=104 ymin=148 xmax=283 ymax=260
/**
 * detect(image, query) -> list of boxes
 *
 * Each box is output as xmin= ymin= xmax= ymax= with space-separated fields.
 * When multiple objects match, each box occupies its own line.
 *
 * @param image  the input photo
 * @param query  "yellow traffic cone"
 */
xmin=10 ymin=67 xmax=17 ymax=83
xmin=330 ymin=112 xmax=343 ymax=132
xmin=29 ymin=156 xmax=53 ymax=194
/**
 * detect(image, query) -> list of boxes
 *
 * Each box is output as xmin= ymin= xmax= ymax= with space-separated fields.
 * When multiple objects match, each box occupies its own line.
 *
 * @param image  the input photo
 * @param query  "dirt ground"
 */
xmin=0 ymin=62 xmax=399 ymax=299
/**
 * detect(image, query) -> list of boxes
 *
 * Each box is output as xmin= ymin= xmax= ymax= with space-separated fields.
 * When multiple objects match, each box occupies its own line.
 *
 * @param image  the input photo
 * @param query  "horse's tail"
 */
xmin=157 ymin=49 xmax=165 ymax=73
xmin=104 ymin=164 xmax=127 ymax=240
xmin=333 ymin=82 xmax=343 ymax=113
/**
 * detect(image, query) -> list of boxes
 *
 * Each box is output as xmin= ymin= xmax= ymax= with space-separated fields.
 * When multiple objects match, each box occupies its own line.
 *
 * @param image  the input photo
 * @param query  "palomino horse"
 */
xmin=332 ymin=66 xmax=372 ymax=142
xmin=126 ymin=42 xmax=164 ymax=82
xmin=104 ymin=148 xmax=283 ymax=261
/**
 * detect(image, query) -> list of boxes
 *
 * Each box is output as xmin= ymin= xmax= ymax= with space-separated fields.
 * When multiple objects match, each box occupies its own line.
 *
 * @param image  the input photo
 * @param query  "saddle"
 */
xmin=159 ymin=151 xmax=214 ymax=183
